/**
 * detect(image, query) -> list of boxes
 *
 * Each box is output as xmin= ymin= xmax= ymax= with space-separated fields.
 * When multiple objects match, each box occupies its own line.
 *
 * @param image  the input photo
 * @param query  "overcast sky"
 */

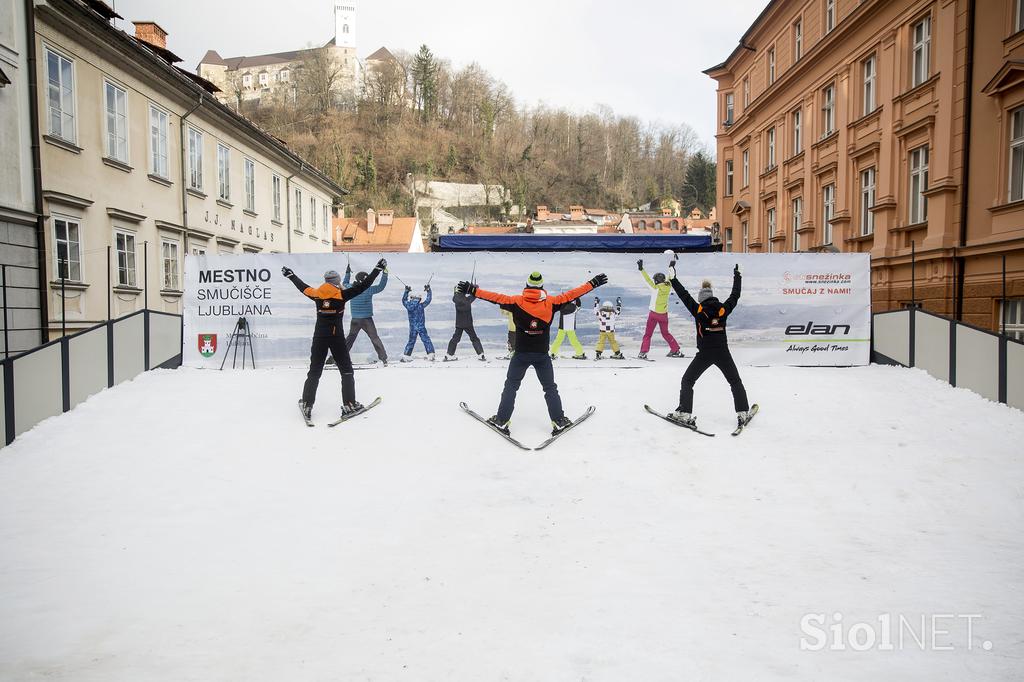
xmin=113 ymin=0 xmax=767 ymax=149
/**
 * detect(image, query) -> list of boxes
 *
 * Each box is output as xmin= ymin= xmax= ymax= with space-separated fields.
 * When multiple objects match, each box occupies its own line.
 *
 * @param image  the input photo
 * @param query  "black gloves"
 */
xmin=589 ymin=273 xmax=608 ymax=288
xmin=615 ymin=296 xmax=621 ymax=306
xmin=345 ymin=264 xmax=352 ymax=274
xmin=734 ymin=263 xmax=741 ymax=276
xmin=424 ymin=284 xmax=431 ymax=291
xmin=375 ymin=258 xmax=387 ymax=271
xmin=405 ymin=285 xmax=412 ymax=293
xmin=636 ymin=259 xmax=643 ymax=271
xmin=456 ymin=281 xmax=478 ymax=296
xmin=281 ymin=266 xmax=294 ymax=278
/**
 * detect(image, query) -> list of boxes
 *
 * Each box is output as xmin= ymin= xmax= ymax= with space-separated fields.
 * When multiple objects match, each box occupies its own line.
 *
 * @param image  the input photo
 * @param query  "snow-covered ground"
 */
xmin=0 ymin=362 xmax=1022 ymax=680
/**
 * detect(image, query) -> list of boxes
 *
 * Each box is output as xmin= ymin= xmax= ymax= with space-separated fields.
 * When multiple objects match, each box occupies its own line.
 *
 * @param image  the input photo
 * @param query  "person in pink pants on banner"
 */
xmin=637 ymin=258 xmax=683 ymax=360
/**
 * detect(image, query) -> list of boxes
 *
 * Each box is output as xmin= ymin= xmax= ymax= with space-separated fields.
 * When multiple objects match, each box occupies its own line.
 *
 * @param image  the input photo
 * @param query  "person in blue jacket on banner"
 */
xmin=343 ymin=264 xmax=389 ymax=365
xmin=401 ymin=284 xmax=435 ymax=362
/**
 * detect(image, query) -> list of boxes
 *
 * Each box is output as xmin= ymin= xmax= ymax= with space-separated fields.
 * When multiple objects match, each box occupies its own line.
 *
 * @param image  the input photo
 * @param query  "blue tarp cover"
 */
xmin=437 ymin=233 xmax=714 ymax=252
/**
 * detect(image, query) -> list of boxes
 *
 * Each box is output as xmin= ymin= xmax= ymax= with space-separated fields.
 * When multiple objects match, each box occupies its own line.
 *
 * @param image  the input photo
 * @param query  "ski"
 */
xmin=459 ymin=402 xmax=532 ymax=450
xmin=298 ymin=400 xmax=314 ymax=427
xmin=327 ymin=396 xmax=383 ymax=427
xmin=534 ymin=406 xmax=597 ymax=451
xmin=643 ymin=404 xmax=716 ymax=437
xmin=635 ymin=355 xmax=656 ymax=362
xmin=730 ymin=403 xmax=759 ymax=437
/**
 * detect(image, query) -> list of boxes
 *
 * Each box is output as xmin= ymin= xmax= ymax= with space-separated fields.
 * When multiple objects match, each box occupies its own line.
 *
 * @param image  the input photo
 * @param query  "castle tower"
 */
xmin=334 ymin=1 xmax=356 ymax=50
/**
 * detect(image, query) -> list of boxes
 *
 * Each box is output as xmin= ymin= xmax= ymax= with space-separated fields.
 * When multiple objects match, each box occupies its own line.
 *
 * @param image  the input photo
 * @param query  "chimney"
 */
xmin=377 ymin=209 xmax=394 ymax=226
xmin=133 ymin=21 xmax=168 ymax=50
xmin=536 ymin=205 xmax=549 ymax=221
xmin=570 ymin=205 xmax=584 ymax=221
xmin=366 ymin=208 xmax=376 ymax=234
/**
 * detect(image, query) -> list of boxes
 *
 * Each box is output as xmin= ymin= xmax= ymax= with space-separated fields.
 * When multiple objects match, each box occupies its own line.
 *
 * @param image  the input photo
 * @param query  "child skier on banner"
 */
xmin=456 ymin=270 xmax=607 ymax=435
xmin=667 ymin=261 xmax=753 ymax=432
xmin=401 ymin=285 xmax=435 ymax=362
xmin=282 ymin=259 xmax=386 ymax=421
xmin=343 ymin=264 xmax=389 ymax=365
xmin=500 ymin=309 xmax=516 ymax=358
xmin=593 ymin=296 xmax=625 ymax=360
xmin=445 ymin=286 xmax=486 ymax=361
xmin=549 ymin=297 xmax=586 ymax=359
xmin=637 ymin=258 xmax=682 ymax=359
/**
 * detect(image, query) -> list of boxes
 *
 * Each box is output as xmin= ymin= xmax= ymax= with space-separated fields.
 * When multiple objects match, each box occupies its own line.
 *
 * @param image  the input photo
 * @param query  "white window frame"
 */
xmin=823 ymin=183 xmax=835 ymax=245
xmin=767 ymin=207 xmax=776 ymax=239
xmin=310 ymin=196 xmax=317 ymax=231
xmin=272 ymin=175 xmax=282 ymax=221
xmin=44 ymin=46 xmax=76 ymax=143
xmin=912 ymin=16 xmax=931 ymax=88
xmin=860 ymin=167 xmax=876 ymax=236
xmin=280 ymin=69 xmax=290 ymax=82
xmin=725 ymin=92 xmax=734 ymax=124
xmin=192 ymin=246 xmax=207 ymax=256
xmin=217 ymin=143 xmax=231 ymax=201
xmin=244 ymin=158 xmax=256 ymax=211
xmin=794 ymin=19 xmax=803 ymax=61
xmin=104 ymin=80 xmax=129 ymax=163
xmin=115 ymin=230 xmax=137 ymax=288
xmin=242 ymin=73 xmax=253 ymax=89
xmin=1017 ymin=0 xmax=1024 ymax=34
xmin=258 ymin=72 xmax=269 ymax=87
xmin=149 ymin=104 xmax=169 ymax=179
xmin=909 ymin=146 xmax=929 ymax=224
xmin=825 ymin=0 xmax=836 ymax=33
xmin=767 ymin=127 xmax=776 ymax=168
xmin=188 ymin=127 xmax=203 ymax=190
xmin=1009 ymin=107 xmax=1024 ymax=202
xmin=792 ymin=197 xmax=802 ymax=252
xmin=768 ymin=47 xmax=776 ymax=85
xmin=725 ymin=228 xmax=733 ymax=252
xmin=822 ymin=84 xmax=835 ymax=137
xmin=161 ymin=239 xmax=180 ymax=290
xmin=53 ymin=215 xmax=82 ymax=282
xmin=743 ymin=77 xmax=750 ymax=108
xmin=725 ymin=159 xmax=734 ymax=195
xmin=322 ymin=203 xmax=329 ymax=234
xmin=863 ymin=55 xmax=876 ymax=115
xmin=793 ymin=108 xmax=802 ymax=155
xmin=742 ymin=149 xmax=749 ymax=187
xmin=742 ymin=221 xmax=749 ymax=252
xmin=295 ymin=188 xmax=303 ymax=229
xmin=1000 ymin=298 xmax=1024 ymax=342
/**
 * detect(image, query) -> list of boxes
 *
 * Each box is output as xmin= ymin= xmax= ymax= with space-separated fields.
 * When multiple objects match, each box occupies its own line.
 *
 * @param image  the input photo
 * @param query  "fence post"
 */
xmin=3 ymin=357 xmax=14 ymax=446
xmin=2 ymin=265 xmax=8 ymax=360
xmin=999 ymin=336 xmax=1008 ymax=404
xmin=949 ymin=319 xmax=957 ymax=387
xmin=60 ymin=336 xmax=70 ymax=413
xmin=909 ymin=305 xmax=916 ymax=368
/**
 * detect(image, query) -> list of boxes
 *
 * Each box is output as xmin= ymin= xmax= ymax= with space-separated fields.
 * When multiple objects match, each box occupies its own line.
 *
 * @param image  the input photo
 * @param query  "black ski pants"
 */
xmin=447 ymin=325 xmax=483 ymax=356
xmin=346 ymin=317 xmax=388 ymax=362
xmin=497 ymin=351 xmax=564 ymax=423
xmin=303 ymin=330 xmax=355 ymax=408
xmin=678 ymin=347 xmax=749 ymax=413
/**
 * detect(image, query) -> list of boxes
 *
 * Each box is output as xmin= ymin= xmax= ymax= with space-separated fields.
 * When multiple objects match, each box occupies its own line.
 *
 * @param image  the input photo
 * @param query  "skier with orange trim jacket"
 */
xmin=282 ymin=259 xmax=386 ymax=421
xmin=457 ymin=270 xmax=608 ymax=436
xmin=667 ymin=260 xmax=752 ymax=432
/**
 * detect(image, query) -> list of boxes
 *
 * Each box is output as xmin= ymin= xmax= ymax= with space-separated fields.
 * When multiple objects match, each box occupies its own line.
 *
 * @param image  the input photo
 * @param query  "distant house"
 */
xmin=334 ymin=209 xmax=425 ymax=252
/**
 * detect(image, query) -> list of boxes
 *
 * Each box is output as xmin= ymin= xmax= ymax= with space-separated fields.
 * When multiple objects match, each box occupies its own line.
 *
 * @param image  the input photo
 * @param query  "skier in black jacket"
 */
xmin=445 ymin=286 xmax=486 ymax=361
xmin=667 ymin=261 xmax=752 ymax=431
xmin=282 ymin=258 xmax=386 ymax=421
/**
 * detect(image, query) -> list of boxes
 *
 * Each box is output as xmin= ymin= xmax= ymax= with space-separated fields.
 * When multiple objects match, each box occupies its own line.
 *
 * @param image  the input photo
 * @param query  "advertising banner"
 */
xmin=182 ymin=252 xmax=871 ymax=367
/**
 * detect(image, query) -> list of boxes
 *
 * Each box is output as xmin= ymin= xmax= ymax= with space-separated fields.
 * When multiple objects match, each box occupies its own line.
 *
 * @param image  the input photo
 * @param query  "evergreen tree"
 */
xmin=686 ymin=150 xmax=717 ymax=214
xmin=412 ymin=45 xmax=438 ymax=123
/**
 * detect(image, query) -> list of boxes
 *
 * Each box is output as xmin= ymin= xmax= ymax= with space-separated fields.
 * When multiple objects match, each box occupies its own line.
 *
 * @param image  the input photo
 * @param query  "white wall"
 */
xmin=873 ymin=310 xmax=910 ymax=365
xmin=13 ymin=342 xmax=62 ymax=436
xmin=915 ymin=312 xmax=950 ymax=383
xmin=955 ymin=325 xmax=1000 ymax=403
xmin=68 ymin=325 xmax=107 ymax=407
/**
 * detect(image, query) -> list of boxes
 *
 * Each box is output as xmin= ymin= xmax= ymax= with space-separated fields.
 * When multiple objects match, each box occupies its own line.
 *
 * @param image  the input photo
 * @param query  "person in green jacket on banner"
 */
xmin=637 ymin=258 xmax=683 ymax=360
xmin=549 ymin=297 xmax=586 ymax=359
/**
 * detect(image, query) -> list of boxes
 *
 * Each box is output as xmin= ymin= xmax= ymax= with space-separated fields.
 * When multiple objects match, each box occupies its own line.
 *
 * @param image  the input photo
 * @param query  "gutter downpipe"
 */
xmin=285 ymin=163 xmax=302 ymax=254
xmin=180 ymin=94 xmax=203 ymax=258
xmin=955 ymin=0 xmax=975 ymax=321
xmin=25 ymin=0 xmax=50 ymax=342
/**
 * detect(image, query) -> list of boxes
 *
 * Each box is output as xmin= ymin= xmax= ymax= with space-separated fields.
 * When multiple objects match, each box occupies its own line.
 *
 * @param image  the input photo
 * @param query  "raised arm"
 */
xmin=343 ymin=265 xmax=352 ymax=287
xmin=423 ymin=286 xmax=432 ymax=307
xmin=550 ymin=273 xmax=607 ymax=305
xmin=458 ymin=281 xmax=516 ymax=305
xmin=723 ymin=265 xmax=742 ymax=314
xmin=281 ymin=266 xmax=313 ymax=297
xmin=641 ymin=269 xmax=655 ymax=289
xmin=669 ymin=273 xmax=700 ymax=317
xmin=342 ymin=259 xmax=386 ymax=300
xmin=368 ymin=270 xmax=388 ymax=295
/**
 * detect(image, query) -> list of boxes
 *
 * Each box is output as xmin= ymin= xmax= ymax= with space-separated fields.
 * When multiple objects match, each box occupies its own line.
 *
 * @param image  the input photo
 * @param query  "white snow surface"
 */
xmin=0 ymin=362 xmax=1022 ymax=680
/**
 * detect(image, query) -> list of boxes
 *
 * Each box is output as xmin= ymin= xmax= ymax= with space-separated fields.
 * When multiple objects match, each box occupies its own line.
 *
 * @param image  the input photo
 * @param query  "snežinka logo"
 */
xmin=199 ymin=334 xmax=217 ymax=358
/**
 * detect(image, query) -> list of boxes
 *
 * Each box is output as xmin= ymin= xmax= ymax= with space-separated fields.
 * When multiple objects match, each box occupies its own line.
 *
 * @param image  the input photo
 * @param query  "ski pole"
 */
xmin=425 ymin=272 xmax=434 ymax=287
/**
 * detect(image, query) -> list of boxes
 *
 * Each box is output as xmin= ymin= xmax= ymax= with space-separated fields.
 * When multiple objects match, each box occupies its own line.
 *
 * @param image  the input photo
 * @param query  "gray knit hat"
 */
xmin=697 ymin=279 xmax=714 ymax=303
xmin=324 ymin=270 xmax=341 ymax=286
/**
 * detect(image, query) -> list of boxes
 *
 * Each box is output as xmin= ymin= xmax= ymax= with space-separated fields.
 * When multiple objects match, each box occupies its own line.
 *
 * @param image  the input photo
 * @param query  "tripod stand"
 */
xmin=220 ymin=316 xmax=256 ymax=370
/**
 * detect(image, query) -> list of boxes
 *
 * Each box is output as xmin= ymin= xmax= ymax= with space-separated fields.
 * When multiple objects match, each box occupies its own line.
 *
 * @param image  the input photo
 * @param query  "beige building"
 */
xmin=33 ymin=0 xmax=343 ymax=338
xmin=706 ymin=0 xmax=1024 ymax=334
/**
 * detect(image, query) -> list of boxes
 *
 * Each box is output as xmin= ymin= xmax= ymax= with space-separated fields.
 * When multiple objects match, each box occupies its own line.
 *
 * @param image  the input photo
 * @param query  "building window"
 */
xmin=860 ymin=167 xmax=876 ymax=236
xmin=343 ymin=23 xmax=350 ymax=33
xmin=311 ymin=197 xmax=317 ymax=230
xmin=322 ymin=203 xmax=329 ymax=233
xmin=912 ymin=16 xmax=931 ymax=88
xmin=654 ymin=220 xmax=663 ymax=230
xmin=53 ymin=217 xmax=81 ymax=281
xmin=638 ymin=220 xmax=646 ymax=229
xmin=188 ymin=127 xmax=203 ymax=189
xmin=295 ymin=188 xmax=303 ymax=229
xmin=792 ymin=197 xmax=802 ymax=252
xmin=725 ymin=159 xmax=734 ymax=195
xmin=767 ymin=207 xmax=776 ymax=239
xmin=823 ymin=183 xmax=835 ymax=244
xmin=768 ymin=47 xmax=776 ymax=85
xmin=45 ymin=47 xmax=76 ymax=142
xmin=244 ymin=158 xmax=255 ymax=211
xmin=272 ymin=175 xmax=282 ymax=221
xmin=280 ymin=69 xmax=290 ymax=82
xmin=863 ymin=55 xmax=876 ymax=115
xmin=794 ymin=19 xmax=803 ymax=61
xmin=767 ymin=127 xmax=776 ymax=168
xmin=161 ymin=240 xmax=180 ymax=290
xmin=822 ymin=84 xmax=835 ymax=137
xmin=909 ymin=146 xmax=929 ymax=224
xmin=192 ymin=246 xmax=206 ymax=256
xmin=792 ymin=108 xmax=802 ymax=155
xmin=742 ymin=149 xmax=749 ymax=186
xmin=104 ymin=81 xmax=128 ymax=162
xmin=825 ymin=0 xmax=835 ymax=33
xmin=1001 ymin=299 xmax=1024 ymax=341
xmin=725 ymin=93 xmax=734 ymax=125
xmin=115 ymin=231 xmax=137 ymax=287
xmin=1017 ymin=0 xmax=1024 ymax=34
xmin=725 ymin=228 xmax=733 ymax=252
xmin=149 ymin=105 xmax=169 ymax=178
xmin=742 ymin=221 xmax=749 ymax=252
xmin=217 ymin=143 xmax=230 ymax=201
xmin=242 ymin=74 xmax=252 ymax=89
xmin=1009 ymin=107 xmax=1024 ymax=202
xmin=743 ymin=77 xmax=750 ymax=108
xmin=258 ymin=72 xmax=268 ymax=87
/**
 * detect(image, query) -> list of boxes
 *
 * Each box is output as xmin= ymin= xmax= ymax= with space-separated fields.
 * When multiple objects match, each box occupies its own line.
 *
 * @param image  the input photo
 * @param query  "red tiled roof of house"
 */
xmin=333 ymin=216 xmax=420 ymax=252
